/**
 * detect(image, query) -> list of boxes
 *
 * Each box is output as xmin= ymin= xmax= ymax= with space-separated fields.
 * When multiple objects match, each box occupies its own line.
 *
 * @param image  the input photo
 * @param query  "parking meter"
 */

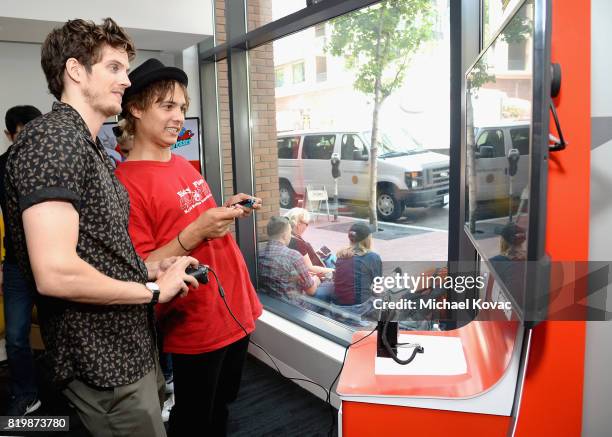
xmin=331 ymin=153 xmax=341 ymax=179
xmin=331 ymin=153 xmax=340 ymax=220
xmin=507 ymin=148 xmax=520 ymax=176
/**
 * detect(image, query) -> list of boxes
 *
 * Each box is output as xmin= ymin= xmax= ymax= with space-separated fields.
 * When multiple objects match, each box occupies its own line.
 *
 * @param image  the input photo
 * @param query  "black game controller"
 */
xmin=186 ymin=265 xmax=209 ymax=284
xmin=233 ymin=198 xmax=256 ymax=208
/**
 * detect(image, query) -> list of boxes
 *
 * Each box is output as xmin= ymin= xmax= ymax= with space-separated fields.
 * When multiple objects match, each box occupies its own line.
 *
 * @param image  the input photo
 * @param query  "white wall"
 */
xmin=0 ymin=42 xmax=200 ymax=153
xmin=0 ymin=42 xmax=53 ymax=153
xmin=182 ymin=45 xmax=202 ymax=119
xmin=0 ymin=0 xmax=213 ymax=36
xmin=584 ymin=0 xmax=612 ymax=436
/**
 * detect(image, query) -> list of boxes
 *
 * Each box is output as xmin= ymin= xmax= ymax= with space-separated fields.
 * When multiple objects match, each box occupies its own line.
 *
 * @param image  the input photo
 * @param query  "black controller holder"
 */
xmin=186 ymin=264 xmax=209 ymax=284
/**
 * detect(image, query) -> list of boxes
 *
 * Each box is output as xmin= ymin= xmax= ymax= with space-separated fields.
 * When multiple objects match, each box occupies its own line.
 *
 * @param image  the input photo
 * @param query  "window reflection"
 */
xmin=251 ymin=0 xmax=451 ymax=331
xmin=465 ymin=0 xmax=533 ymax=309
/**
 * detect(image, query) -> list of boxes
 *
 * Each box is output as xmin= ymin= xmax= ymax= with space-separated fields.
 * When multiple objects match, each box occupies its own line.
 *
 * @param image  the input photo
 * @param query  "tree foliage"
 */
xmin=325 ymin=0 xmax=436 ymax=225
xmin=326 ymin=0 xmax=435 ymax=101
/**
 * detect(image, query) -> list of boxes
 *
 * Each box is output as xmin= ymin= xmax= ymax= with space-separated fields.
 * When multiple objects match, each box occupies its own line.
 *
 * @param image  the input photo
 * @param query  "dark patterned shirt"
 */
xmin=4 ymin=102 xmax=154 ymax=388
xmin=258 ymin=240 xmax=314 ymax=302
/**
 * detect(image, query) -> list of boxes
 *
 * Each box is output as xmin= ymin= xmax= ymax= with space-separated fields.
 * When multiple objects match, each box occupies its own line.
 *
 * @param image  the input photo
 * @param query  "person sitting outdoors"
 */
xmin=284 ymin=208 xmax=334 ymax=276
xmin=490 ymin=222 xmax=526 ymax=297
xmin=491 ymin=222 xmax=526 ymax=262
xmin=259 ymin=216 xmax=333 ymax=304
xmin=333 ymin=222 xmax=382 ymax=316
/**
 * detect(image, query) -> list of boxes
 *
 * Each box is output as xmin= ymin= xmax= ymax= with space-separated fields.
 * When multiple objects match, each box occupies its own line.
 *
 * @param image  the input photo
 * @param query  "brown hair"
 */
xmin=41 ymin=17 xmax=135 ymax=100
xmin=122 ymin=80 xmax=190 ymax=136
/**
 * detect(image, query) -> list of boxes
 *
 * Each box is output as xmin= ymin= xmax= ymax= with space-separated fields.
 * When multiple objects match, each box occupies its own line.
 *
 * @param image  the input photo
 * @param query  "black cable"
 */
xmin=207 ymin=267 xmax=331 ymax=401
xmin=326 ymin=325 xmax=378 ymax=437
xmin=382 ymin=319 xmax=423 ymax=365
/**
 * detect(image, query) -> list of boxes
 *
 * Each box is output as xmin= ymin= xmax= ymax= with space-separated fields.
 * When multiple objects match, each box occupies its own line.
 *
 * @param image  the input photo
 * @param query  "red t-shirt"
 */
xmin=115 ymin=155 xmax=262 ymax=354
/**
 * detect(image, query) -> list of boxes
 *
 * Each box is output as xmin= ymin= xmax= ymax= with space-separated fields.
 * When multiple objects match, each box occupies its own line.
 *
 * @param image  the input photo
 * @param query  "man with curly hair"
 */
xmin=4 ymin=18 xmax=197 ymax=436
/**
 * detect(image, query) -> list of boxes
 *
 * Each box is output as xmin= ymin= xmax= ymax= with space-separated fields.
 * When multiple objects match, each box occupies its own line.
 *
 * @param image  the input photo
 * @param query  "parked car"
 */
xmin=473 ymin=121 xmax=529 ymax=204
xmin=277 ymin=130 xmax=450 ymax=221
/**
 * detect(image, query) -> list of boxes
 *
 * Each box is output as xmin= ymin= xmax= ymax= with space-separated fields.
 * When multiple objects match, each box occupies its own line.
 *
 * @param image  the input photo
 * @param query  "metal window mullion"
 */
xmin=201 ymin=0 xmax=381 ymax=63
xmin=447 ymin=0 xmax=481 ymax=329
xmin=199 ymin=3 xmax=224 ymax=205
xmin=227 ymin=0 xmax=257 ymax=284
xmin=199 ymin=58 xmax=224 ymax=204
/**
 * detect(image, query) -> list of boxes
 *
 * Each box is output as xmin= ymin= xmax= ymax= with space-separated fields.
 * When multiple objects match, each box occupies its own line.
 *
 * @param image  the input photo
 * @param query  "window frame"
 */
xmin=315 ymin=55 xmax=328 ymax=82
xmin=292 ymin=61 xmax=306 ymax=84
xmin=275 ymin=67 xmax=285 ymax=87
xmin=199 ymin=0 xmax=467 ymax=345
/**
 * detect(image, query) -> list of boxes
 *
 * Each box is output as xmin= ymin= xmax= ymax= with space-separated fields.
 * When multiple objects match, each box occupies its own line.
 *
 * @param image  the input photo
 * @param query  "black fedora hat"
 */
xmin=122 ymin=58 xmax=188 ymax=113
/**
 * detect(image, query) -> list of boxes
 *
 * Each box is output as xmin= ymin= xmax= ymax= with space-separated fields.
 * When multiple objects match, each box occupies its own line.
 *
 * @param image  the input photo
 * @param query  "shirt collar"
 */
xmin=52 ymin=101 xmax=107 ymax=152
xmin=52 ymin=101 xmax=94 ymax=139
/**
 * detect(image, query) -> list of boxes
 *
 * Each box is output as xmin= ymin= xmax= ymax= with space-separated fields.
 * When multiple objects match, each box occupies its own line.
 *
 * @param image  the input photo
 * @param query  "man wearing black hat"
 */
xmin=4 ymin=20 xmax=199 ymax=437
xmin=115 ymin=58 xmax=263 ymax=437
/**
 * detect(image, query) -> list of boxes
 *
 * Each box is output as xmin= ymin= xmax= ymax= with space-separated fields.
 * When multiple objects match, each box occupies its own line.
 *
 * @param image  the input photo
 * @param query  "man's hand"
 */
xmin=159 ymin=257 xmax=179 ymax=274
xmin=193 ymin=207 xmax=243 ymax=240
xmin=155 ymin=256 xmax=199 ymax=303
xmin=145 ymin=257 xmax=180 ymax=280
xmin=223 ymin=193 xmax=262 ymax=216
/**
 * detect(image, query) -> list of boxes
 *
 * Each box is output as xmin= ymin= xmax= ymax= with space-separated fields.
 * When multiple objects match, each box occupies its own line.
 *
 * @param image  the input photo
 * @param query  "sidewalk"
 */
xmin=303 ymin=213 xmax=448 ymax=263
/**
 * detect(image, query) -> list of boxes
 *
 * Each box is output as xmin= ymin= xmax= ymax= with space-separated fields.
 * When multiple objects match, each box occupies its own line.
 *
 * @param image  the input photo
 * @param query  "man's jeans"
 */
xmin=3 ymin=262 xmax=37 ymax=400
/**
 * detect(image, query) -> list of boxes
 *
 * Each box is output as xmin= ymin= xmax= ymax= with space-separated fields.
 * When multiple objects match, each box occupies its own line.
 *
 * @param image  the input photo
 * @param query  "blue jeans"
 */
xmin=3 ymin=262 xmax=37 ymax=400
xmin=313 ymin=281 xmax=334 ymax=302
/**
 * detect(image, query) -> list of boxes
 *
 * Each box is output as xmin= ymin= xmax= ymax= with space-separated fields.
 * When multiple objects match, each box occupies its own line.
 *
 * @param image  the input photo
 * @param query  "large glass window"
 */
xmin=248 ymin=0 xmax=451 ymax=333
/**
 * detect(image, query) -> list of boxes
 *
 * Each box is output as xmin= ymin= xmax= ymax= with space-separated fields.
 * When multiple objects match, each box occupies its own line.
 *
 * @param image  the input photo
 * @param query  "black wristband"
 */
xmin=177 ymin=231 xmax=191 ymax=252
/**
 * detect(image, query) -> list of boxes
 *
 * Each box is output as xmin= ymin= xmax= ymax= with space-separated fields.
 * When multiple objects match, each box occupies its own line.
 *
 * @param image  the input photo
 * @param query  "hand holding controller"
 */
xmin=186 ymin=264 xmax=209 ymax=284
xmin=233 ymin=198 xmax=256 ymax=208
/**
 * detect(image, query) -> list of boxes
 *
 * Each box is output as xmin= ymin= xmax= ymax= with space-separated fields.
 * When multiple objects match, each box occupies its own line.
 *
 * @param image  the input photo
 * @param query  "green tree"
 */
xmin=326 ymin=0 xmax=435 ymax=226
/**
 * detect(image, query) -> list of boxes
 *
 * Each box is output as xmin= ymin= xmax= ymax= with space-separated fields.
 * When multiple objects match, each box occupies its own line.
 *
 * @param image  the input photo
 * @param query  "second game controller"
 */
xmin=186 ymin=265 xmax=209 ymax=284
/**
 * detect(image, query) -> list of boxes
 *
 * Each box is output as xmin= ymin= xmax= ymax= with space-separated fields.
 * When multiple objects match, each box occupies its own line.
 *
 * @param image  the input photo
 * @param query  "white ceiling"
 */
xmin=0 ymin=16 xmax=210 ymax=52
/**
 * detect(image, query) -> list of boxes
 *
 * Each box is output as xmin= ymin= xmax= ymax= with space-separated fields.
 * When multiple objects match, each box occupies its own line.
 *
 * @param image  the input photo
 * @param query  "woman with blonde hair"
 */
xmin=283 ymin=208 xmax=334 ymax=276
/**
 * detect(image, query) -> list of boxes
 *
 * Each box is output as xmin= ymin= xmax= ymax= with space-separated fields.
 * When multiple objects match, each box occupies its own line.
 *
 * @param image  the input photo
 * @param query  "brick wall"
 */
xmin=214 ymin=0 xmax=279 ymax=240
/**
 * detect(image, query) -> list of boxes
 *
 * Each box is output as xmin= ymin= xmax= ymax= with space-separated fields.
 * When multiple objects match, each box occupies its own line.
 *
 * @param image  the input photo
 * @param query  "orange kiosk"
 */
xmin=336 ymin=0 xmax=588 ymax=435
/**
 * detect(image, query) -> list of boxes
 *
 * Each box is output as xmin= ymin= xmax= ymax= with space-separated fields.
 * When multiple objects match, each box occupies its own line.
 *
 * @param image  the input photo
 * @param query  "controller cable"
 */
xmin=205 ymin=267 xmax=332 ymax=403
xmin=202 ymin=265 xmax=380 ymax=437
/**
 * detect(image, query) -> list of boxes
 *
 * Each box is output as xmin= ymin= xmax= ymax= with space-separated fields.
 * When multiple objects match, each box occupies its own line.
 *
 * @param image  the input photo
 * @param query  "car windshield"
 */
xmin=362 ymin=129 xmax=424 ymax=157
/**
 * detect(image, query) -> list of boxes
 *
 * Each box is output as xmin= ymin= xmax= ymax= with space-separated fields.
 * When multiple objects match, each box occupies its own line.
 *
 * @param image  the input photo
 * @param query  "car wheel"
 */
xmin=279 ymin=180 xmax=296 ymax=209
xmin=377 ymin=189 xmax=403 ymax=221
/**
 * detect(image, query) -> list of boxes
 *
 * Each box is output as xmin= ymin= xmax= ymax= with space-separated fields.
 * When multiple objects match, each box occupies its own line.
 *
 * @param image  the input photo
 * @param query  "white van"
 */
xmin=277 ymin=130 xmax=449 ymax=221
xmin=473 ymin=121 xmax=529 ymax=203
